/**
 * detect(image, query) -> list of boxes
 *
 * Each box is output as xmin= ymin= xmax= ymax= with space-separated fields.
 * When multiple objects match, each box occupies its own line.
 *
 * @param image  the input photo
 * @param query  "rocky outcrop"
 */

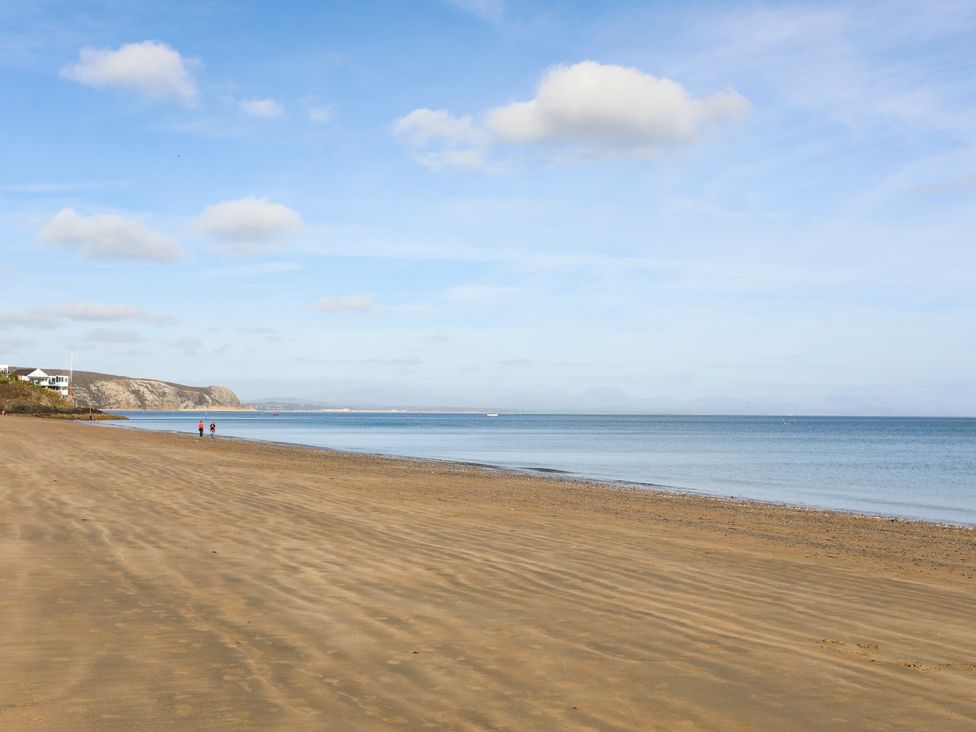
xmin=0 ymin=379 xmax=104 ymax=415
xmin=46 ymin=370 xmax=244 ymax=411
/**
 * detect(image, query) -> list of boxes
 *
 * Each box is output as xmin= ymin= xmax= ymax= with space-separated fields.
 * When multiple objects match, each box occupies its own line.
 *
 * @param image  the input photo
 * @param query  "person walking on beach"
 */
xmin=198 ymin=419 xmax=204 ymax=437
xmin=210 ymin=421 xmax=216 ymax=438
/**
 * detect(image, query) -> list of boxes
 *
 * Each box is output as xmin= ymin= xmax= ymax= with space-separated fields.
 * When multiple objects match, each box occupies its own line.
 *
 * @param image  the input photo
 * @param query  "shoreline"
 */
xmin=3 ymin=416 xmax=974 ymax=729
xmin=102 ymin=417 xmax=976 ymax=529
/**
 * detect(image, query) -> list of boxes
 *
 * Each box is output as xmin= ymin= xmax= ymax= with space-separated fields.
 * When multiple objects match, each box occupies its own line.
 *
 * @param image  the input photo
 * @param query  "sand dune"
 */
xmin=1 ymin=417 xmax=973 ymax=730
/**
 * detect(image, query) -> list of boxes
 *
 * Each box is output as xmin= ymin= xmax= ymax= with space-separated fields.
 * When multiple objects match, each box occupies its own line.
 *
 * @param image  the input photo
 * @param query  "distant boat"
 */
xmin=486 ymin=412 xmax=499 ymax=417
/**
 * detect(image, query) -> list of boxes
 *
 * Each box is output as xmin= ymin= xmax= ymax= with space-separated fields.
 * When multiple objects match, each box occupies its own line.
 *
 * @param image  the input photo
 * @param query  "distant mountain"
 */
xmin=247 ymin=397 xmax=338 ymax=411
xmin=42 ymin=369 xmax=244 ymax=411
xmin=243 ymin=384 xmax=898 ymax=415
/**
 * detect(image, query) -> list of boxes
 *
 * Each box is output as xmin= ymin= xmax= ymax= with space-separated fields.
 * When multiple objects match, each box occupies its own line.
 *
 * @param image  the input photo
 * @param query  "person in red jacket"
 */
xmin=198 ymin=419 xmax=204 ymax=437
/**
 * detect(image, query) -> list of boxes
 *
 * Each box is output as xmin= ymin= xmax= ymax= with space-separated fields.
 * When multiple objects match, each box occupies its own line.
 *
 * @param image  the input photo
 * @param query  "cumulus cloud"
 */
xmin=394 ymin=108 xmax=484 ymax=147
xmin=60 ymin=41 xmax=198 ymax=102
xmin=39 ymin=208 xmax=183 ymax=261
xmin=310 ymin=295 xmax=376 ymax=313
xmin=199 ymin=197 xmax=302 ymax=253
xmin=238 ymin=98 xmax=284 ymax=118
xmin=395 ymin=61 xmax=750 ymax=164
xmin=486 ymin=61 xmax=749 ymax=151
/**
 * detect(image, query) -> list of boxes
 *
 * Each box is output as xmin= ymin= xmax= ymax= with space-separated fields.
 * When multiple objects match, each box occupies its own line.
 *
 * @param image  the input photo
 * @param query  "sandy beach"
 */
xmin=0 ymin=417 xmax=973 ymax=730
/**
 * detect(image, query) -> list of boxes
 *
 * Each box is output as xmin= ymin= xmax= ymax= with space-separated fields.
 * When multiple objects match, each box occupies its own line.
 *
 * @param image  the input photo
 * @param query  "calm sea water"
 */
xmin=107 ymin=412 xmax=976 ymax=526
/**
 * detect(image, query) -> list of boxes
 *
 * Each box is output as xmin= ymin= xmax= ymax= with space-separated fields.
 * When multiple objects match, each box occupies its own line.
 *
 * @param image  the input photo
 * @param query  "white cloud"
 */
xmin=39 ymin=208 xmax=183 ymax=261
xmin=395 ymin=61 xmax=750 ymax=165
xmin=310 ymin=295 xmax=376 ymax=313
xmin=444 ymin=0 xmax=504 ymax=22
xmin=56 ymin=303 xmax=162 ymax=321
xmin=2 ymin=302 xmax=165 ymax=327
xmin=238 ymin=98 xmax=284 ymax=118
xmin=417 ymin=149 xmax=485 ymax=171
xmin=199 ymin=197 xmax=303 ymax=253
xmin=308 ymin=104 xmax=335 ymax=123
xmin=486 ymin=61 xmax=750 ymax=153
xmin=393 ymin=108 xmax=484 ymax=147
xmin=60 ymin=41 xmax=198 ymax=102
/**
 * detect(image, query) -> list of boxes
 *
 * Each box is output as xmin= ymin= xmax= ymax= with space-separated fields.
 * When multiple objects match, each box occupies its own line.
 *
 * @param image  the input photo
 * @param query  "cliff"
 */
xmin=44 ymin=370 xmax=244 ymax=411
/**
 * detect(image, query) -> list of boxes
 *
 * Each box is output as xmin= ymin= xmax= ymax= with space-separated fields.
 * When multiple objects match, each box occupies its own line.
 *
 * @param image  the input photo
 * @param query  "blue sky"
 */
xmin=1 ymin=0 xmax=974 ymax=414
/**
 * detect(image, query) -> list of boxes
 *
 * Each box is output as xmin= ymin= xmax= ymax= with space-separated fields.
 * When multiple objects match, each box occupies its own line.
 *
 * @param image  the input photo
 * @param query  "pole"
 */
xmin=68 ymin=350 xmax=75 ymax=403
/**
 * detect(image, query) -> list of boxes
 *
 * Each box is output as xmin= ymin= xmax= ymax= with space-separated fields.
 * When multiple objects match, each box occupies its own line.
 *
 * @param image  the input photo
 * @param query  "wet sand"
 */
xmin=1 ymin=416 xmax=973 ymax=730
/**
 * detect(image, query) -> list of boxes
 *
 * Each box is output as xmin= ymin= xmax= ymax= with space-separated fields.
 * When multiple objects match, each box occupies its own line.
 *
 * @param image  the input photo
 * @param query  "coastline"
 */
xmin=104 ymin=414 xmax=976 ymax=528
xmin=101 ymin=405 xmax=254 ymax=412
xmin=2 ymin=416 xmax=974 ymax=729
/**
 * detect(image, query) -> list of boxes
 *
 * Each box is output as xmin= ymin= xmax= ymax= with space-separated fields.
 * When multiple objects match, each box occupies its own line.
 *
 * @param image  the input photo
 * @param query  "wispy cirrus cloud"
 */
xmin=2 ymin=302 xmax=170 ymax=327
xmin=685 ymin=3 xmax=975 ymax=135
xmin=60 ymin=41 xmax=199 ymax=102
xmin=56 ymin=303 xmax=162 ymax=321
xmin=309 ymin=294 xmax=428 ymax=317
xmin=38 ymin=208 xmax=183 ymax=262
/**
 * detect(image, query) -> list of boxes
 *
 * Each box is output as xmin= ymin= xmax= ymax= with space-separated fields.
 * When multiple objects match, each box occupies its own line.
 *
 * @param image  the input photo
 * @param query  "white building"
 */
xmin=48 ymin=374 xmax=70 ymax=397
xmin=11 ymin=368 xmax=70 ymax=397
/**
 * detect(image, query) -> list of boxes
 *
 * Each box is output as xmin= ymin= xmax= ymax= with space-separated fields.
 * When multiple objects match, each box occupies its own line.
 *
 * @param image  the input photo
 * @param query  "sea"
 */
xmin=106 ymin=412 xmax=976 ymax=526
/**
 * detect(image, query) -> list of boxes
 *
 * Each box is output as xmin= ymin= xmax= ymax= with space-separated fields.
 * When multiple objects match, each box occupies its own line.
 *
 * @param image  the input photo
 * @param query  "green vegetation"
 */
xmin=0 ymin=377 xmax=121 ymax=418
